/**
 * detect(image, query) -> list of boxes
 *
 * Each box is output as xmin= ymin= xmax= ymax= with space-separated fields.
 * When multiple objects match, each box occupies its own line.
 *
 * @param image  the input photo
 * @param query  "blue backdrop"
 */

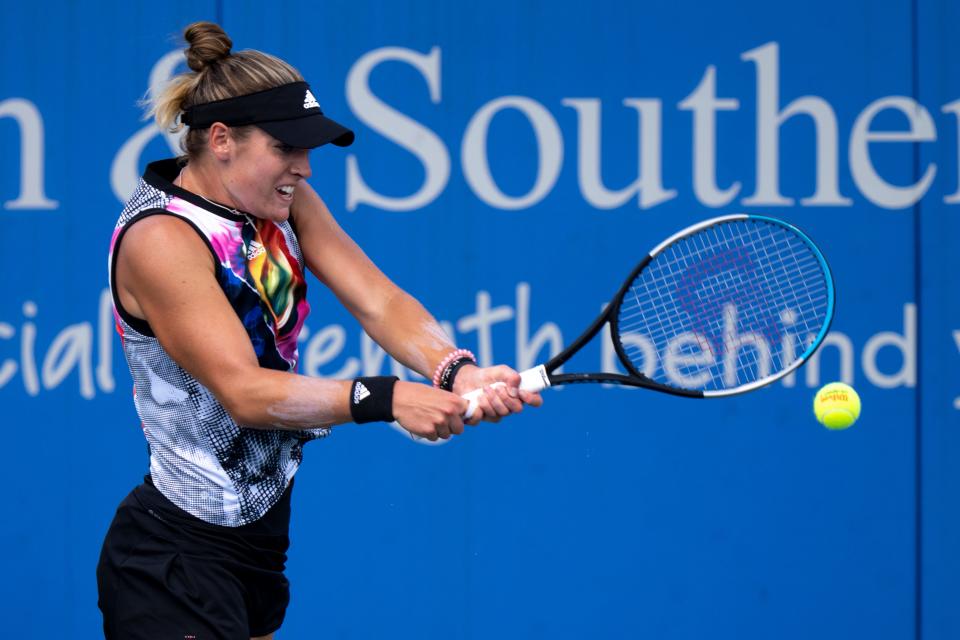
xmin=1 ymin=1 xmax=957 ymax=638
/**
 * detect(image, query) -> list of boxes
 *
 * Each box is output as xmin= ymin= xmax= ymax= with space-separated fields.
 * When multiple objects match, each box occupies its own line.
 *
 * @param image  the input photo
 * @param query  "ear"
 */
xmin=207 ymin=123 xmax=233 ymax=161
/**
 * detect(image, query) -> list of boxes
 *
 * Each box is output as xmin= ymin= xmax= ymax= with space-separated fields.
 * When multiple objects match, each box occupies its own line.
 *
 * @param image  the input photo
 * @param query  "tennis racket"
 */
xmin=463 ymin=214 xmax=834 ymax=417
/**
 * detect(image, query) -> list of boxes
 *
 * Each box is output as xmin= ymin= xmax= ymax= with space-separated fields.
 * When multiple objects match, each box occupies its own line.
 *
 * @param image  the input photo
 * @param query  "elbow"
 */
xmin=214 ymin=378 xmax=272 ymax=429
xmin=220 ymin=393 xmax=264 ymax=429
xmin=355 ymin=287 xmax=405 ymax=329
xmin=225 ymin=400 xmax=265 ymax=429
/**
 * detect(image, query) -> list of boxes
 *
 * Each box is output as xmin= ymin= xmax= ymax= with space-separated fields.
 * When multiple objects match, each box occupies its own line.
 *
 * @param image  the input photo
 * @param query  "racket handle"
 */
xmin=462 ymin=365 xmax=550 ymax=419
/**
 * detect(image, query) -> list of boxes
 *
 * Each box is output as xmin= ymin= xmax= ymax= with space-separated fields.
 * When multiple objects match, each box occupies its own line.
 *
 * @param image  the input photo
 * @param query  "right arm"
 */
xmin=114 ymin=215 xmax=466 ymax=440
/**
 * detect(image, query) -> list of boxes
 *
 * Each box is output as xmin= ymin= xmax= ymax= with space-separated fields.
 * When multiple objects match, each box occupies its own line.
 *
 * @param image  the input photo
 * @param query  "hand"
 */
xmin=392 ymin=381 xmax=468 ymax=442
xmin=451 ymin=364 xmax=544 ymax=425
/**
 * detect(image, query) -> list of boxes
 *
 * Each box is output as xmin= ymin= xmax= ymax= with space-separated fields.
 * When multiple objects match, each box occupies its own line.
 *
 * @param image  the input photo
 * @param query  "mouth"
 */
xmin=275 ymin=184 xmax=295 ymax=201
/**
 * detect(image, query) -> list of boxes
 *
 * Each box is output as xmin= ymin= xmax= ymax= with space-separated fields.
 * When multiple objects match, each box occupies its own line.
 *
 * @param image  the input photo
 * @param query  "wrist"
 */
xmin=448 ymin=363 xmax=480 ymax=395
xmin=432 ymin=349 xmax=477 ymax=391
xmin=349 ymin=376 xmax=399 ymax=424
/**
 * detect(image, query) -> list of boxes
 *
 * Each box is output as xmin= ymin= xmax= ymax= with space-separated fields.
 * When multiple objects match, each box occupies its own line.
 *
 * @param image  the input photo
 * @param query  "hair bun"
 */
xmin=183 ymin=21 xmax=233 ymax=72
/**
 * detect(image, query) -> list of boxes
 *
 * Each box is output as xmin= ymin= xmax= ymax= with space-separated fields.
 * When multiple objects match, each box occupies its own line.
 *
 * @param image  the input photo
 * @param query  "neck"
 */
xmin=178 ymin=161 xmax=238 ymax=210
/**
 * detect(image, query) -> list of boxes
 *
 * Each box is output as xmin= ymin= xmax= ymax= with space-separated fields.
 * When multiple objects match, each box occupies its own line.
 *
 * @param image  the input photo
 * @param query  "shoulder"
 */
xmin=290 ymin=182 xmax=337 ymax=231
xmin=118 ymin=213 xmax=216 ymax=276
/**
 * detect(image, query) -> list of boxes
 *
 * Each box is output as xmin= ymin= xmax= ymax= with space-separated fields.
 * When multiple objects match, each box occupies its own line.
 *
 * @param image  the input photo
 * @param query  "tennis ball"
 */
xmin=813 ymin=382 xmax=861 ymax=430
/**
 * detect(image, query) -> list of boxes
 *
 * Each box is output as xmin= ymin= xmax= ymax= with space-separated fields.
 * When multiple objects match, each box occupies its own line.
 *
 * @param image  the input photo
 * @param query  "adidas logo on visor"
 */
xmin=303 ymin=89 xmax=319 ymax=110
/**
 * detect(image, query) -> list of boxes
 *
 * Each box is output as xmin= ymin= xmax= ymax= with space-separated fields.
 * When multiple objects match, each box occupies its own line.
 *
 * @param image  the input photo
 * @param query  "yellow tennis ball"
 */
xmin=814 ymin=383 xmax=861 ymax=430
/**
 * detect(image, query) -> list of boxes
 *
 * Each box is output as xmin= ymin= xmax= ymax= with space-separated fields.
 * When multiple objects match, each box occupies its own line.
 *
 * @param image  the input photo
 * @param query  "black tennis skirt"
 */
xmin=97 ymin=476 xmax=293 ymax=639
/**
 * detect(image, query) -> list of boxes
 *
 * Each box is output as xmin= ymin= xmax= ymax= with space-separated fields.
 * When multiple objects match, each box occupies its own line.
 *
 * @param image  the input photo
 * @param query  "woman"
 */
xmin=97 ymin=22 xmax=541 ymax=640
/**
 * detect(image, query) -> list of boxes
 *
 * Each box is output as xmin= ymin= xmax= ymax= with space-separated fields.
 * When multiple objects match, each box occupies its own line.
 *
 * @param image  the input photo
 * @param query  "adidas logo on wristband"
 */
xmin=353 ymin=381 xmax=371 ymax=404
xmin=349 ymin=376 xmax=398 ymax=424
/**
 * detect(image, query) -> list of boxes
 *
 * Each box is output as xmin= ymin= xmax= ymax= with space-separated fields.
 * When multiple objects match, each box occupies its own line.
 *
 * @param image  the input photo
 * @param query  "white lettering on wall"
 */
xmin=97 ymin=289 xmax=115 ymax=393
xmin=341 ymin=42 xmax=957 ymax=212
xmin=111 ymin=50 xmax=186 ymax=202
xmin=21 ymin=301 xmax=39 ymax=395
xmin=345 ymin=46 xmax=450 ymax=212
xmin=0 ymin=98 xmax=58 ymax=210
xmin=462 ymin=96 xmax=564 ymax=210
xmin=0 ymin=323 xmax=16 ymax=387
xmin=678 ymin=66 xmax=741 ymax=207
xmin=953 ymin=331 xmax=960 ymax=410
xmin=456 ymin=290 xmax=514 ymax=366
xmin=941 ymin=99 xmax=960 ymax=204
xmin=0 ymin=291 xmax=115 ymax=398
xmin=805 ymin=330 xmax=855 ymax=386
xmin=515 ymin=283 xmax=562 ymax=370
xmin=563 ymin=98 xmax=676 ymax=209
xmin=862 ymin=303 xmax=916 ymax=388
xmin=42 ymin=324 xmax=94 ymax=398
xmin=850 ymin=97 xmax=937 ymax=209
xmin=741 ymin=42 xmax=851 ymax=207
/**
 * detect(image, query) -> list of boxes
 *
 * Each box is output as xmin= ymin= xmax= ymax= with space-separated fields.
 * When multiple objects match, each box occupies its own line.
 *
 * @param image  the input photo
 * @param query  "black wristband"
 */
xmin=439 ymin=357 xmax=477 ymax=391
xmin=349 ymin=376 xmax=399 ymax=424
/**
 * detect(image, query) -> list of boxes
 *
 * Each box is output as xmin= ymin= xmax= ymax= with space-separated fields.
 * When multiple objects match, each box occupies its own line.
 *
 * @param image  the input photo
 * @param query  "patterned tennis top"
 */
xmin=108 ymin=159 xmax=329 ymax=527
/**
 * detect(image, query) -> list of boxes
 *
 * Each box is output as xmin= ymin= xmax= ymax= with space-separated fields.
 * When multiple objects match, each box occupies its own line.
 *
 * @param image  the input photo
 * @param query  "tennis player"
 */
xmin=97 ymin=21 xmax=541 ymax=640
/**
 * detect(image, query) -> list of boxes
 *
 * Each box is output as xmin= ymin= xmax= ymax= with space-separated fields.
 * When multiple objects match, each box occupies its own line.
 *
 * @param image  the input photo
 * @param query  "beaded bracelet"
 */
xmin=432 ymin=349 xmax=476 ymax=388
xmin=438 ymin=356 xmax=477 ymax=392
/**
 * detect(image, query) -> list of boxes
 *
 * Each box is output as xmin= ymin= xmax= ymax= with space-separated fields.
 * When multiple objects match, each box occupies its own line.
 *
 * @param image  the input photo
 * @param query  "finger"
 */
xmin=457 ymin=393 xmax=483 ymax=425
xmin=436 ymin=426 xmax=451 ymax=440
xmin=484 ymin=386 xmax=512 ymax=417
xmin=475 ymin=394 xmax=501 ymax=423
xmin=450 ymin=415 xmax=465 ymax=436
xmin=492 ymin=365 xmax=522 ymax=388
xmin=465 ymin=406 xmax=483 ymax=426
xmin=488 ymin=383 xmax=523 ymax=415
xmin=519 ymin=390 xmax=543 ymax=407
xmin=495 ymin=385 xmax=524 ymax=413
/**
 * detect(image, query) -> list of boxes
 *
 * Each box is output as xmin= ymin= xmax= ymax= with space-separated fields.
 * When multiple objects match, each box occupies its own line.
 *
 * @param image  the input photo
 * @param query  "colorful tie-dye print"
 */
xmin=242 ymin=218 xmax=310 ymax=367
xmin=162 ymin=196 xmax=311 ymax=371
xmin=107 ymin=159 xmax=328 ymax=527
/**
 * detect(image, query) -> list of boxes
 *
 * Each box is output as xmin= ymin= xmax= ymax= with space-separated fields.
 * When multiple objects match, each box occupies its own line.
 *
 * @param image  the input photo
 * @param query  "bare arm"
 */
xmin=115 ymin=214 xmax=467 ymax=439
xmin=291 ymin=183 xmax=542 ymax=424
xmin=292 ymin=182 xmax=458 ymax=377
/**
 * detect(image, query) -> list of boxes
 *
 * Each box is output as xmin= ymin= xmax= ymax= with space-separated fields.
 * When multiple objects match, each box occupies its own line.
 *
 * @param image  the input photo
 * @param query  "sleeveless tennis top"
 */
xmin=108 ymin=159 xmax=329 ymax=527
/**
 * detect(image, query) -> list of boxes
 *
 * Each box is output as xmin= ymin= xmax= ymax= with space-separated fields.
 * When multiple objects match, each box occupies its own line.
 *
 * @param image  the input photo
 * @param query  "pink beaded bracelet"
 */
xmin=432 ymin=349 xmax=476 ymax=388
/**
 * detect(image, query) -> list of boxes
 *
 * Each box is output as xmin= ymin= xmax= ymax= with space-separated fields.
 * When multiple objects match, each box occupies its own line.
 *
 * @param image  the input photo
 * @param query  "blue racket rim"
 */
xmin=745 ymin=213 xmax=836 ymax=363
xmin=617 ymin=213 xmax=837 ymax=396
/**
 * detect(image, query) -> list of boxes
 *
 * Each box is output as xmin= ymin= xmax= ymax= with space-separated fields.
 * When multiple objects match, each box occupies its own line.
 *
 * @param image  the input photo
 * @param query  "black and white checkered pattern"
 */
xmin=111 ymin=172 xmax=329 ymax=527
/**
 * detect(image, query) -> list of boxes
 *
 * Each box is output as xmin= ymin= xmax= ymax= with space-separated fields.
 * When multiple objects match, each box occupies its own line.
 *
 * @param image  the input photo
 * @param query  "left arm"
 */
xmin=290 ymin=182 xmax=541 ymax=422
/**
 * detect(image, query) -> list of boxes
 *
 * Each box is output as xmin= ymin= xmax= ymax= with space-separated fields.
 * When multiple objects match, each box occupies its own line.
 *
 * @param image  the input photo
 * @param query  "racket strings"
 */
xmin=616 ymin=219 xmax=831 ymax=391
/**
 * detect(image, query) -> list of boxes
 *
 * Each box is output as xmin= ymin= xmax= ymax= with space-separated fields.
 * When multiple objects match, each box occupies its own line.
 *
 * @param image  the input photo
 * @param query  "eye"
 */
xmin=275 ymin=143 xmax=297 ymax=155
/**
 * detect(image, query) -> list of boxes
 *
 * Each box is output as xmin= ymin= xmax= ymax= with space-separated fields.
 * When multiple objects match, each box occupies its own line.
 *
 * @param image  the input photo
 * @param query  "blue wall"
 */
xmin=1 ymin=1 xmax=957 ymax=638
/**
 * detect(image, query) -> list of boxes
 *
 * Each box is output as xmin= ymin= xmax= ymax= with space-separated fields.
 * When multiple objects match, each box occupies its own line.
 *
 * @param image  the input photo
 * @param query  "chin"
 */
xmin=259 ymin=205 xmax=291 ymax=222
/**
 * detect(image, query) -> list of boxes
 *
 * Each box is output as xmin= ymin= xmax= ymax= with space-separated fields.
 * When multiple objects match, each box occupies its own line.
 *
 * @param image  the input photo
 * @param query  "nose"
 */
xmin=292 ymin=150 xmax=312 ymax=179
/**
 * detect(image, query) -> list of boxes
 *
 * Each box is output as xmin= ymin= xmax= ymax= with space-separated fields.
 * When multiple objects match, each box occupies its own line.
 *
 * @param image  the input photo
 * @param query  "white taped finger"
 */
xmin=462 ymin=386 xmax=494 ymax=419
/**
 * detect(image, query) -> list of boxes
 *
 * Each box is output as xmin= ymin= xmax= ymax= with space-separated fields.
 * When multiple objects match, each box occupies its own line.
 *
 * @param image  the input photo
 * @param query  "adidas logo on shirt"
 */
xmin=303 ymin=90 xmax=319 ymax=110
xmin=353 ymin=381 xmax=371 ymax=404
xmin=246 ymin=240 xmax=265 ymax=260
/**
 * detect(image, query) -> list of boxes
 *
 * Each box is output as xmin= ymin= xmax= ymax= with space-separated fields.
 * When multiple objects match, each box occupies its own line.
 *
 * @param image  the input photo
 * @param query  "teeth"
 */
xmin=277 ymin=185 xmax=295 ymax=195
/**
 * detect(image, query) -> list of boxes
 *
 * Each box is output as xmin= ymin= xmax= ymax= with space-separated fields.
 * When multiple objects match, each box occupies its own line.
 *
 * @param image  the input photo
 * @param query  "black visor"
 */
xmin=180 ymin=81 xmax=354 ymax=149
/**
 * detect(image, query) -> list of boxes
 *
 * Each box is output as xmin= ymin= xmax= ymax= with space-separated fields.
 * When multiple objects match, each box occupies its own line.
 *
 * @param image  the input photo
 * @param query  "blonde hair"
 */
xmin=147 ymin=21 xmax=303 ymax=157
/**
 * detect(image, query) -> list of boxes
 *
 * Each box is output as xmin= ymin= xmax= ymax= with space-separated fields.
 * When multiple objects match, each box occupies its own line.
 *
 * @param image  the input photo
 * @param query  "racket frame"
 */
xmin=538 ymin=214 xmax=835 ymax=398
